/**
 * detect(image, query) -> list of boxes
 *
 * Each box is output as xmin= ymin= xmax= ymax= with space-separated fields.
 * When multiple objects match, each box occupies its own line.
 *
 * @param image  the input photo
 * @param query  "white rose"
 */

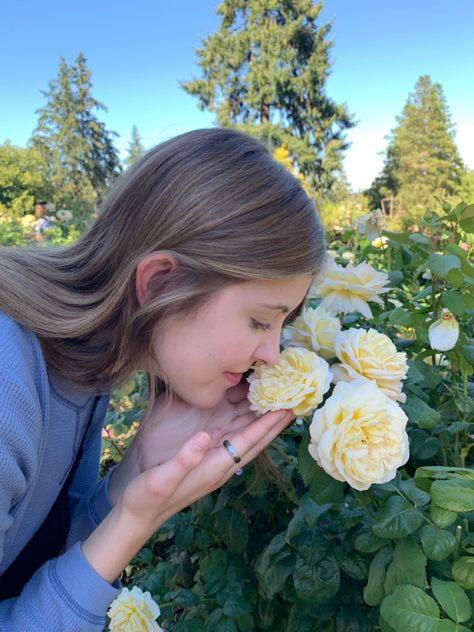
xmin=247 ymin=347 xmax=332 ymax=417
xmin=308 ymin=379 xmax=409 ymax=491
xmin=354 ymin=208 xmax=386 ymax=242
xmin=281 ymin=305 xmax=341 ymax=359
xmin=332 ymin=328 xmax=408 ymax=403
xmin=309 ymin=258 xmax=390 ymax=319
xmin=428 ymin=308 xmax=459 ymax=352
xmin=108 ymin=587 xmax=162 ymax=632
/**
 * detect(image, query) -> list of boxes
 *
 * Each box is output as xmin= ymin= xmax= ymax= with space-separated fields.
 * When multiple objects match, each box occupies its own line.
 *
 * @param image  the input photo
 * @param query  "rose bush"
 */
xmin=100 ymin=200 xmax=474 ymax=632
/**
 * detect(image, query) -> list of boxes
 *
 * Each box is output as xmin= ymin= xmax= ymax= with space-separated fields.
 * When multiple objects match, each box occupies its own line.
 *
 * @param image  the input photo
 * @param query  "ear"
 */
xmin=135 ymin=251 xmax=178 ymax=307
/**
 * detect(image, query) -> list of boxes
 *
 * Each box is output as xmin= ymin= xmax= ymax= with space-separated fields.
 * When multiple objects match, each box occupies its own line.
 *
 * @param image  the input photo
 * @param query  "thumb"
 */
xmin=150 ymin=431 xmax=212 ymax=494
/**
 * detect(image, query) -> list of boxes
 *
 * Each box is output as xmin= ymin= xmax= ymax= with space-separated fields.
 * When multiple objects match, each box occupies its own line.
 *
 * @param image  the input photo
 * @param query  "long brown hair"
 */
xmin=0 ymin=128 xmax=325 ymax=414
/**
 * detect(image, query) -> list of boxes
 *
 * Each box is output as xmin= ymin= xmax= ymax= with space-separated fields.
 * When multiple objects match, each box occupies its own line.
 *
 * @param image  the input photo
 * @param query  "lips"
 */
xmin=223 ymin=371 xmax=243 ymax=385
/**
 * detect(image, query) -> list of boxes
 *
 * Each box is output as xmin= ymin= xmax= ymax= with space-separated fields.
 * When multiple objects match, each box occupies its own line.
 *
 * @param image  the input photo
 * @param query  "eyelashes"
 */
xmin=250 ymin=318 xmax=272 ymax=331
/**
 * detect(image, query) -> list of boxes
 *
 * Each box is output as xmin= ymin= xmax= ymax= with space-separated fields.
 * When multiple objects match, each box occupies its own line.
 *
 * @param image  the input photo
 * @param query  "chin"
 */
xmin=176 ymin=386 xmax=224 ymax=410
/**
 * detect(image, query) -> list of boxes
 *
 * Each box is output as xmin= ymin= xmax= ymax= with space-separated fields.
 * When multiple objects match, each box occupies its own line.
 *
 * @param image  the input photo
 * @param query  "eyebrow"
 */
xmin=257 ymin=303 xmax=290 ymax=313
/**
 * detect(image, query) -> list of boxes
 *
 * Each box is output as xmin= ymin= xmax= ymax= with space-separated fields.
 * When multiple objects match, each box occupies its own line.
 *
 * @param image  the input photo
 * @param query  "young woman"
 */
xmin=0 ymin=128 xmax=325 ymax=630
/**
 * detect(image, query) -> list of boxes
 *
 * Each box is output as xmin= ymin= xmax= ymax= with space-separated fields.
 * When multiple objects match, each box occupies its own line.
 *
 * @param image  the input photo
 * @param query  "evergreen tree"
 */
xmin=125 ymin=126 xmax=145 ymax=168
xmin=368 ymin=75 xmax=464 ymax=220
xmin=30 ymin=53 xmax=121 ymax=215
xmin=182 ymin=0 xmax=353 ymax=193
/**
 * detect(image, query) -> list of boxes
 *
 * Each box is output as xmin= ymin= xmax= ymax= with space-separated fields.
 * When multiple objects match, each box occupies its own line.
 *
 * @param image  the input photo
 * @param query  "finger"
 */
xmin=225 ymin=383 xmax=250 ymax=404
xmin=146 ymin=431 xmax=211 ymax=496
xmin=221 ymin=409 xmax=294 ymax=469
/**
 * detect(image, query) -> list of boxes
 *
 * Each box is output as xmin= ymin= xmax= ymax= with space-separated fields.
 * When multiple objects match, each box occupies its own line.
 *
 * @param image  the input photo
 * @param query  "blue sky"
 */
xmin=1 ymin=0 xmax=473 ymax=190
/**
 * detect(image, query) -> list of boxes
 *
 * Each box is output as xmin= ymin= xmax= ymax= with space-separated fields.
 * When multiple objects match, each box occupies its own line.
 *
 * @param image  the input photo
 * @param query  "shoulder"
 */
xmin=0 ymin=311 xmax=49 ymax=424
xmin=0 ymin=314 xmax=48 ymax=523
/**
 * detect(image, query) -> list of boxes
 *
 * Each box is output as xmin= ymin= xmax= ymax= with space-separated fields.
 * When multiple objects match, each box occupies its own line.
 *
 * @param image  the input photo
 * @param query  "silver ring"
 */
xmin=223 ymin=439 xmax=242 ymax=464
xmin=235 ymin=468 xmax=243 ymax=476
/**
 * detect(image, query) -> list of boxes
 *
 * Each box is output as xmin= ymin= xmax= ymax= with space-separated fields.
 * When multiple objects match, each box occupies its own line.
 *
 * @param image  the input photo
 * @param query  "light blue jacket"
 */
xmin=0 ymin=312 xmax=121 ymax=630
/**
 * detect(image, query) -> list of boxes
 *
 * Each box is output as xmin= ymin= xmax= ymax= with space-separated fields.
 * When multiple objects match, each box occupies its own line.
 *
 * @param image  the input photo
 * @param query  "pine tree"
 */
xmin=368 ymin=75 xmax=464 ymax=220
xmin=182 ymin=0 xmax=353 ymax=194
xmin=31 ymin=53 xmax=121 ymax=215
xmin=125 ymin=126 xmax=145 ymax=168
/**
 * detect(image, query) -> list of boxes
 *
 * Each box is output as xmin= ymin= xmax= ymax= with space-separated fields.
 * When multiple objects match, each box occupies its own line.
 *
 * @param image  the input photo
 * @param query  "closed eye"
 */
xmin=250 ymin=318 xmax=272 ymax=331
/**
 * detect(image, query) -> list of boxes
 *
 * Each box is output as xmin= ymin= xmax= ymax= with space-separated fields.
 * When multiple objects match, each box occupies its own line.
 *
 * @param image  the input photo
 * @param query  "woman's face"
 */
xmin=153 ymin=276 xmax=312 ymax=408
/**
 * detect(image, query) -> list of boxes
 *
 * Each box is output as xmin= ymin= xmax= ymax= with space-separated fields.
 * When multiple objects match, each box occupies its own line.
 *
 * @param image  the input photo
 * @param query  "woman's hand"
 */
xmin=83 ymin=407 xmax=294 ymax=583
xmin=109 ymin=383 xmax=259 ymax=505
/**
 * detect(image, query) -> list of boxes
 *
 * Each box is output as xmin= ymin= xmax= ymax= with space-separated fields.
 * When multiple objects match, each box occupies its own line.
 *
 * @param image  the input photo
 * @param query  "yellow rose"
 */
xmin=428 ymin=308 xmax=459 ymax=352
xmin=247 ymin=347 xmax=332 ymax=416
xmin=371 ymin=236 xmax=388 ymax=249
xmin=332 ymin=328 xmax=408 ymax=403
xmin=107 ymin=587 xmax=162 ymax=632
xmin=310 ymin=258 xmax=390 ymax=319
xmin=309 ymin=379 xmax=409 ymax=491
xmin=282 ymin=305 xmax=341 ymax=359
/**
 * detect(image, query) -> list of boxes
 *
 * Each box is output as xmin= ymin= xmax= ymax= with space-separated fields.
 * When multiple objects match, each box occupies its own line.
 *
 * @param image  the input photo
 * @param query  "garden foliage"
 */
xmin=105 ymin=200 xmax=474 ymax=631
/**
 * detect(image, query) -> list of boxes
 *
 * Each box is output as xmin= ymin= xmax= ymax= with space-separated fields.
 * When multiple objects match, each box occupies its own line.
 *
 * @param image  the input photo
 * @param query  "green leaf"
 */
xmin=176 ymin=589 xmax=200 ymax=608
xmin=174 ymin=620 xmax=206 ymax=632
xmin=419 ymin=524 xmax=457 ymax=561
xmin=428 ymin=254 xmax=461 ymax=279
xmin=384 ymin=540 xmax=427 ymax=594
xmin=446 ymin=269 xmax=465 ymax=288
xmin=355 ymin=531 xmax=387 ymax=553
xmin=388 ymin=307 xmax=414 ymax=327
xmin=452 ymin=556 xmax=474 ymax=589
xmin=380 ymin=584 xmax=440 ymax=632
xmin=215 ymin=619 xmax=238 ymax=632
xmin=441 ymin=291 xmax=467 ymax=317
xmin=222 ymin=595 xmax=252 ymax=617
xmin=388 ymin=270 xmax=405 ymax=286
xmin=293 ymin=554 xmax=340 ymax=604
xmin=300 ymin=444 xmax=346 ymax=504
xmin=287 ymin=525 xmax=327 ymax=566
xmin=255 ymin=534 xmax=295 ymax=599
xmin=460 ymin=345 xmax=474 ymax=367
xmin=430 ymin=479 xmax=474 ymax=512
xmin=372 ymin=496 xmax=425 ymax=539
xmin=286 ymin=495 xmax=332 ymax=542
xmin=459 ymin=204 xmax=474 ymax=232
xmin=410 ymin=430 xmax=441 ymax=460
xmin=200 ymin=550 xmax=227 ymax=594
xmin=337 ymin=551 xmax=370 ymax=580
xmin=384 ymin=230 xmax=411 ymax=244
xmin=431 ymin=577 xmax=472 ymax=623
xmin=364 ymin=546 xmax=394 ymax=606
xmin=213 ymin=508 xmax=249 ymax=554
xmin=415 ymin=466 xmax=474 ymax=481
xmin=402 ymin=394 xmax=441 ymax=430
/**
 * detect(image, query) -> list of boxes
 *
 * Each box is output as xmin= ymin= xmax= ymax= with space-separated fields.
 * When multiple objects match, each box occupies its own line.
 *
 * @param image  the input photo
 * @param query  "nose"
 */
xmin=253 ymin=330 xmax=281 ymax=366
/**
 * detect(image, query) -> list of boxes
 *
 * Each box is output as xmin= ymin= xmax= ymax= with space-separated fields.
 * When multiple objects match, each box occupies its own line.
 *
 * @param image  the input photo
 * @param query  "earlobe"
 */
xmin=135 ymin=252 xmax=178 ymax=307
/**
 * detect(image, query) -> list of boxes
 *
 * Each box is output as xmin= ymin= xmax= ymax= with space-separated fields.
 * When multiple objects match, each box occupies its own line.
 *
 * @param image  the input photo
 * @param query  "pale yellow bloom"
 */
xmin=18 ymin=214 xmax=36 ymax=228
xmin=108 ymin=587 xmax=162 ymax=632
xmin=309 ymin=258 xmax=390 ymax=320
xmin=332 ymin=328 xmax=408 ymax=402
xmin=309 ymin=379 xmax=409 ymax=491
xmin=247 ymin=347 xmax=332 ymax=417
xmin=428 ymin=309 xmax=459 ymax=352
xmin=282 ymin=305 xmax=341 ymax=359
xmin=355 ymin=208 xmax=386 ymax=242
xmin=371 ymin=236 xmax=388 ymax=249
